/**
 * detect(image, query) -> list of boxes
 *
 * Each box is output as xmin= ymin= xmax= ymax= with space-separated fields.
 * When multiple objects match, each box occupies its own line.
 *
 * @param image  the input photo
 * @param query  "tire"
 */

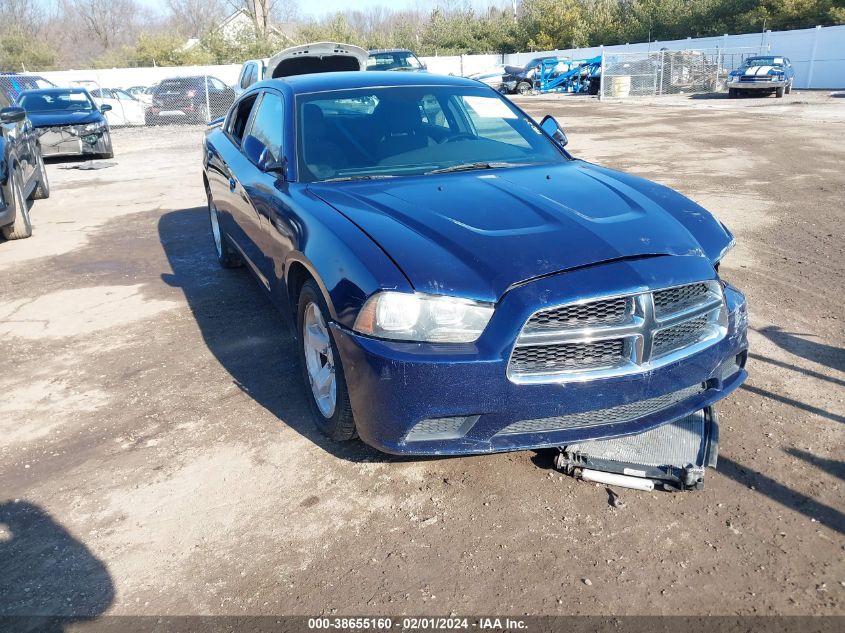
xmin=206 ymin=188 xmax=241 ymax=268
xmin=100 ymin=133 xmax=114 ymax=159
xmin=775 ymin=86 xmax=784 ymax=98
xmin=728 ymin=88 xmax=737 ymax=98
xmin=516 ymin=81 xmax=532 ymax=95
xmin=297 ymin=279 xmax=356 ymax=441
xmin=1 ymin=169 xmax=32 ymax=240
xmin=31 ymin=151 xmax=50 ymax=200
xmin=785 ymin=81 xmax=792 ymax=94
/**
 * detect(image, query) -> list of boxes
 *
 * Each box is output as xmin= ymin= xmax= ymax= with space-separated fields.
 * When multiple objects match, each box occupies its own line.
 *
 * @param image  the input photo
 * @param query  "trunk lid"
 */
xmin=267 ymin=42 xmax=368 ymax=79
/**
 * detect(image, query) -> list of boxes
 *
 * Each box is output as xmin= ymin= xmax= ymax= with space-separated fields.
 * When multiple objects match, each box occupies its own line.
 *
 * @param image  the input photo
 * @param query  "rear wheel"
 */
xmin=1 ymin=169 xmax=32 ymax=240
xmin=206 ymin=188 xmax=240 ymax=268
xmin=297 ymin=279 xmax=356 ymax=441
xmin=31 ymin=151 xmax=50 ymax=200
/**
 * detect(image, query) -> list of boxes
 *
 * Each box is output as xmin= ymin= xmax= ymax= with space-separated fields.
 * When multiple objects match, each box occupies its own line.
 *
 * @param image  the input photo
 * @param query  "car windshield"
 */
xmin=19 ymin=91 xmax=96 ymax=113
xmin=296 ymin=85 xmax=565 ymax=182
xmin=744 ymin=57 xmax=784 ymax=67
xmin=367 ymin=52 xmax=423 ymax=71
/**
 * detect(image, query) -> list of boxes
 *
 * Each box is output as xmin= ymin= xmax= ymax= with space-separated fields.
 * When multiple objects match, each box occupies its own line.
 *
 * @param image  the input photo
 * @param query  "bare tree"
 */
xmin=60 ymin=0 xmax=151 ymax=50
xmin=165 ymin=0 xmax=228 ymax=37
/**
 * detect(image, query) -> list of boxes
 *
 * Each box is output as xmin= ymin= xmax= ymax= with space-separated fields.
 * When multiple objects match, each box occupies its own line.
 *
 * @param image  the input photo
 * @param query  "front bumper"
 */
xmin=38 ymin=126 xmax=110 ymax=157
xmin=331 ymin=256 xmax=748 ymax=456
xmin=729 ymin=79 xmax=787 ymax=90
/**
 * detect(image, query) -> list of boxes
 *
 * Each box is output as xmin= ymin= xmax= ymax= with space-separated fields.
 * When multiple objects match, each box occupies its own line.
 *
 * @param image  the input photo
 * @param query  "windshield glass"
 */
xmin=744 ymin=57 xmax=784 ymax=67
xmin=367 ymin=52 xmax=423 ymax=71
xmin=19 ymin=91 xmax=96 ymax=113
xmin=296 ymin=85 xmax=565 ymax=182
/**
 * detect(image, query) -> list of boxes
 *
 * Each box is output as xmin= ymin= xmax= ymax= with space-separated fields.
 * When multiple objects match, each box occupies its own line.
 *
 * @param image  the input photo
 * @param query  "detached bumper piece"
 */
xmin=555 ymin=407 xmax=719 ymax=492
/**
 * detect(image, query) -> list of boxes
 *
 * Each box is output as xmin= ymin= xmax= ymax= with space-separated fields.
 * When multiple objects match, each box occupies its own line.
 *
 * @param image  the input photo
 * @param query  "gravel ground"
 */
xmin=0 ymin=90 xmax=842 ymax=619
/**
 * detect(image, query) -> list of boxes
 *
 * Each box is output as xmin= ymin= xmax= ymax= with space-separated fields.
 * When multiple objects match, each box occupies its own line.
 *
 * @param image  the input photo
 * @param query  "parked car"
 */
xmin=0 ymin=73 xmax=56 ymax=103
xmin=500 ymin=57 xmax=562 ymax=94
xmin=17 ymin=88 xmax=113 ymax=159
xmin=235 ymin=58 xmax=268 ymax=95
xmin=467 ymin=65 xmax=506 ymax=89
xmin=146 ymin=76 xmax=235 ymax=124
xmin=124 ymin=85 xmax=155 ymax=105
xmin=202 ymin=71 xmax=748 ymax=463
xmin=727 ymin=55 xmax=794 ymax=98
xmin=235 ymin=43 xmax=368 ymax=95
xmin=367 ymin=48 xmax=426 ymax=72
xmin=88 ymin=87 xmax=147 ymax=127
xmin=1 ymin=90 xmax=49 ymax=240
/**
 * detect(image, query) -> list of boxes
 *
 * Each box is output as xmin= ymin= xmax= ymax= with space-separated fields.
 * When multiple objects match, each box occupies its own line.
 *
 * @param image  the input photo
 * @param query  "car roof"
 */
xmin=18 ymin=87 xmax=90 ymax=95
xmin=255 ymin=70 xmax=483 ymax=95
xmin=368 ymin=48 xmax=415 ymax=54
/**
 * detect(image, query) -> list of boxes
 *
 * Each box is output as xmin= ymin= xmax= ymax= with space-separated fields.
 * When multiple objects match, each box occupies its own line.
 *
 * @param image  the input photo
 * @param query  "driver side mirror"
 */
xmin=540 ymin=115 xmax=568 ymax=147
xmin=244 ymin=134 xmax=286 ymax=177
xmin=100 ymin=104 xmax=112 ymax=113
xmin=0 ymin=106 xmax=26 ymax=124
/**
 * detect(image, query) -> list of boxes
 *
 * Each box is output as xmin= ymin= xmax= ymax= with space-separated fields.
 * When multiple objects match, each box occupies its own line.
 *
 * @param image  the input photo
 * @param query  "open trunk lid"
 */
xmin=267 ymin=42 xmax=368 ymax=79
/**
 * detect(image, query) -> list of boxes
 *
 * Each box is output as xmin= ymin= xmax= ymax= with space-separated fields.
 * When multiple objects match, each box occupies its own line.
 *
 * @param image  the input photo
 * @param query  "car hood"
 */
xmin=28 ymin=110 xmax=103 ymax=128
xmin=267 ymin=42 xmax=368 ymax=79
xmin=309 ymin=161 xmax=733 ymax=302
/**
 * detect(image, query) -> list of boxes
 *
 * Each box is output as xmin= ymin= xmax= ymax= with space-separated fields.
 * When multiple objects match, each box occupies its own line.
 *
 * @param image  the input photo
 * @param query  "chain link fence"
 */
xmin=599 ymin=48 xmax=762 ymax=99
xmin=65 ymin=74 xmax=237 ymax=129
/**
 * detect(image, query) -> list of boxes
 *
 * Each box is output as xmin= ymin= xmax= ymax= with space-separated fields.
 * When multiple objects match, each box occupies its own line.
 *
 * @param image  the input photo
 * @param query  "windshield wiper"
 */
xmin=426 ymin=162 xmax=525 ymax=175
xmin=321 ymin=174 xmax=397 ymax=182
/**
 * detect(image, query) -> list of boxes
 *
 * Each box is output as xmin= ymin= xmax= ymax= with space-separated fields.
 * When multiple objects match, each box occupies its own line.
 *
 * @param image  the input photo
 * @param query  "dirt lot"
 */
xmin=1 ymin=90 xmax=843 ymax=619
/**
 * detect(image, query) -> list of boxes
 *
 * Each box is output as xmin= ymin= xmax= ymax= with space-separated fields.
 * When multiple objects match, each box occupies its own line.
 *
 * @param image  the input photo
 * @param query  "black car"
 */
xmin=500 ymin=56 xmax=559 ymax=94
xmin=0 ymin=90 xmax=49 ymax=240
xmin=147 ymin=76 xmax=235 ymax=125
xmin=17 ymin=88 xmax=114 ymax=159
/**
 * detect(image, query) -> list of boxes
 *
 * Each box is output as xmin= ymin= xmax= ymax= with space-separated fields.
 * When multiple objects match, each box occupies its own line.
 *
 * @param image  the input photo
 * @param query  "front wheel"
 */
xmin=728 ymin=88 xmax=738 ymax=98
xmin=297 ymin=279 xmax=356 ymax=441
xmin=775 ymin=86 xmax=785 ymax=98
xmin=516 ymin=81 xmax=532 ymax=95
xmin=785 ymin=81 xmax=792 ymax=94
xmin=100 ymin=132 xmax=114 ymax=159
xmin=1 ymin=170 xmax=32 ymax=240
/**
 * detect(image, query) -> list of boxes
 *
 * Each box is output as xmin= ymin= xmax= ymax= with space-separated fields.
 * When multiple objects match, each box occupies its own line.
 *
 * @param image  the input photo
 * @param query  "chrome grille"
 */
xmin=510 ymin=339 xmax=625 ymax=374
xmin=653 ymin=283 xmax=710 ymax=317
xmin=508 ymin=280 xmax=727 ymax=383
xmin=525 ymin=297 xmax=629 ymax=330
xmin=497 ymin=384 xmax=705 ymax=435
xmin=653 ymin=315 xmax=711 ymax=357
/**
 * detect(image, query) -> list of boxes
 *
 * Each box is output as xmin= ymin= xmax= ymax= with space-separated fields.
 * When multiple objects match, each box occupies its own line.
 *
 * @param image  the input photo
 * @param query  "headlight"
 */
xmin=354 ymin=292 xmax=494 ymax=343
xmin=714 ymin=229 xmax=737 ymax=270
xmin=81 ymin=121 xmax=107 ymax=133
xmin=729 ymin=75 xmax=739 ymax=83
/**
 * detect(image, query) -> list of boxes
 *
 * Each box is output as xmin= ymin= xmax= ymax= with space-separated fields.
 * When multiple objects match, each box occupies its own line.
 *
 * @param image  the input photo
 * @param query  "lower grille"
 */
xmin=510 ymin=339 xmax=625 ymax=374
xmin=496 ymin=384 xmax=705 ymax=435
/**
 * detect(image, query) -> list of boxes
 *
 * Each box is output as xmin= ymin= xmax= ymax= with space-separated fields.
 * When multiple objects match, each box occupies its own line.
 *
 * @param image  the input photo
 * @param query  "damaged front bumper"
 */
xmin=37 ymin=125 xmax=111 ymax=157
xmin=556 ymin=406 xmax=720 ymax=491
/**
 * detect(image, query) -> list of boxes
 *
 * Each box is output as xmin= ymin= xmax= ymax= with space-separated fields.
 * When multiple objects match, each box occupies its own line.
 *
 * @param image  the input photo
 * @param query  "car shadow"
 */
xmin=786 ymin=448 xmax=845 ymax=482
xmin=157 ymin=207 xmax=421 ymax=464
xmin=756 ymin=325 xmax=845 ymax=373
xmin=717 ymin=457 xmax=845 ymax=535
xmin=0 ymin=501 xmax=114 ymax=631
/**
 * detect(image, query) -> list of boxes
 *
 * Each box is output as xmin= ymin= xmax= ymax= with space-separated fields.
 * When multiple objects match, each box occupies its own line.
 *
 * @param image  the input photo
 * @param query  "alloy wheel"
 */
xmin=303 ymin=302 xmax=336 ymax=418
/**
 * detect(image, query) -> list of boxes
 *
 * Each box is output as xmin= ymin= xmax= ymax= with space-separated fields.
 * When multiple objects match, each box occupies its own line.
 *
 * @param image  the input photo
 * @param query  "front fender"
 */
xmin=284 ymin=186 xmax=413 ymax=329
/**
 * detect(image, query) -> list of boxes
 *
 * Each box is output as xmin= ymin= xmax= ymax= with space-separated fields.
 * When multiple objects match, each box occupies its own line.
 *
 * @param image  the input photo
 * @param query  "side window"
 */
xmin=227 ymin=93 xmax=258 ymax=145
xmin=207 ymin=77 xmax=225 ymax=91
xmin=240 ymin=64 xmax=253 ymax=89
xmin=244 ymin=92 xmax=284 ymax=163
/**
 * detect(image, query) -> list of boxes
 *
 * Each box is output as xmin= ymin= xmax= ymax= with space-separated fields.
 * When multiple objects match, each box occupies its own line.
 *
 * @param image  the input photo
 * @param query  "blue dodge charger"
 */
xmin=202 ymin=71 xmax=748 ymax=456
